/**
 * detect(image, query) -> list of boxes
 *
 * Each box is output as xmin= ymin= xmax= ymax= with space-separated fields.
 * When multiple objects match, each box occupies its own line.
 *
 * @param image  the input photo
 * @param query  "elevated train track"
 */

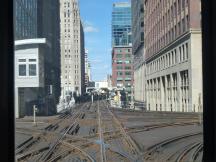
xmin=16 ymin=100 xmax=203 ymax=162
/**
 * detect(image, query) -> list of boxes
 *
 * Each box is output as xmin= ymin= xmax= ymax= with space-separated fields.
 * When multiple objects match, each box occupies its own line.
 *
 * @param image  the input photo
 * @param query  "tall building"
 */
xmin=84 ymin=49 xmax=91 ymax=87
xmin=111 ymin=2 xmax=133 ymax=100
xmin=14 ymin=0 xmax=37 ymax=40
xmin=112 ymin=2 xmax=132 ymax=46
xmin=14 ymin=0 xmax=61 ymax=118
xmin=132 ymin=0 xmax=146 ymax=104
xmin=112 ymin=47 xmax=133 ymax=93
xmin=60 ymin=0 xmax=85 ymax=97
xmin=144 ymin=0 xmax=202 ymax=112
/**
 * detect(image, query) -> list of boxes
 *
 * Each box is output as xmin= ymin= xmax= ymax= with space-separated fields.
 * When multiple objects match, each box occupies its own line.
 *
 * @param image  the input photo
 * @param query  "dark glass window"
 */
xmin=29 ymin=64 xmax=37 ymax=76
xmin=19 ymin=64 xmax=26 ymax=76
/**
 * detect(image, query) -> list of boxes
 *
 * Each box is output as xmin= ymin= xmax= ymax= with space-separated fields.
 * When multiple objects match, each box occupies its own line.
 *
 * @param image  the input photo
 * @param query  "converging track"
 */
xmin=16 ymin=100 xmax=203 ymax=162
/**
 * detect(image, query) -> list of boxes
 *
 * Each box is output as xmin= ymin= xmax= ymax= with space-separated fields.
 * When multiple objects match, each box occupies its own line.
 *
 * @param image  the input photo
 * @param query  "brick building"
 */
xmin=144 ymin=0 xmax=202 ymax=112
xmin=112 ymin=46 xmax=133 ymax=93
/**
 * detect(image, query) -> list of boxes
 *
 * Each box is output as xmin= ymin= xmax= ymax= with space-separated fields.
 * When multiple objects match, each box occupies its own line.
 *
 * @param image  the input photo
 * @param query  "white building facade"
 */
xmin=14 ymin=39 xmax=46 ymax=118
xmin=60 ymin=0 xmax=85 ymax=97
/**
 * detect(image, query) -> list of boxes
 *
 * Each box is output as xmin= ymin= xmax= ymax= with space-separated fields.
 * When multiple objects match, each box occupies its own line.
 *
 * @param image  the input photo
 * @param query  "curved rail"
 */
xmin=35 ymin=103 xmax=89 ymax=162
xmin=143 ymin=132 xmax=203 ymax=161
xmin=62 ymin=141 xmax=96 ymax=162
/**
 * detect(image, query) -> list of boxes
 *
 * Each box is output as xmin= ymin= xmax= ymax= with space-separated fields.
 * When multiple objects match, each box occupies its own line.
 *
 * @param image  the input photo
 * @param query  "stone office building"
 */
xmin=144 ymin=0 xmax=202 ymax=112
xmin=60 ymin=0 xmax=85 ymax=98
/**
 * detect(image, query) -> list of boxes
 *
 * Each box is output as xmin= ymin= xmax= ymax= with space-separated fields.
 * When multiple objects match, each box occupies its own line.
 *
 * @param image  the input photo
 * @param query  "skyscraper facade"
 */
xmin=60 ymin=0 xmax=85 ymax=97
xmin=112 ymin=2 xmax=132 ymax=46
xmin=144 ymin=0 xmax=202 ymax=112
xmin=84 ymin=49 xmax=91 ymax=87
xmin=14 ymin=0 xmax=37 ymax=40
xmin=111 ymin=2 xmax=133 ymax=100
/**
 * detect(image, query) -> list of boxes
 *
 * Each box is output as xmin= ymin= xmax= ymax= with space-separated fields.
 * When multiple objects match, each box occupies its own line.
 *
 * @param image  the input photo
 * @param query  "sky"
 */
xmin=79 ymin=0 xmax=130 ymax=81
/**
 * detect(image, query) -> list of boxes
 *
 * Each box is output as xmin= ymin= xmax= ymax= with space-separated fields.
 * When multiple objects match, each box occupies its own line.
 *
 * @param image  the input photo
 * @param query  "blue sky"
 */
xmin=79 ymin=0 xmax=130 ymax=81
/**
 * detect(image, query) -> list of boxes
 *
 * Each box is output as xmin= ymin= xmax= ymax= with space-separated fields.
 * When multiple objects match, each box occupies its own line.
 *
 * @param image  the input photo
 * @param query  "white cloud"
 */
xmin=84 ymin=26 xmax=99 ymax=33
xmin=89 ymin=59 xmax=102 ymax=63
xmin=83 ymin=20 xmax=99 ymax=33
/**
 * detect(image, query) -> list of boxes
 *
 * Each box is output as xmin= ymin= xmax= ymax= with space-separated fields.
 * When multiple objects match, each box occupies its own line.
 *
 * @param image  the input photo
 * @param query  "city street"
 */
xmin=15 ymin=101 xmax=203 ymax=162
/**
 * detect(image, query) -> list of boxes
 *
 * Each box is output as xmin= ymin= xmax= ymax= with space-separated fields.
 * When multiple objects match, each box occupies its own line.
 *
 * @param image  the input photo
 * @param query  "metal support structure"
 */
xmin=33 ymin=105 xmax=37 ymax=126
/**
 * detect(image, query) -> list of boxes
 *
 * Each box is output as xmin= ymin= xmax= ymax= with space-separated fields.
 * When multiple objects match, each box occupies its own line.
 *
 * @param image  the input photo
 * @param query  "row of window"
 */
xmin=145 ymin=0 xmax=194 ymax=58
xmin=146 ymin=42 xmax=189 ymax=75
xmin=64 ymin=55 xmax=79 ymax=59
xmin=115 ymin=48 xmax=131 ymax=53
xmin=115 ymin=54 xmax=131 ymax=58
xmin=146 ymin=15 xmax=189 ymax=56
xmin=64 ymin=49 xmax=79 ymax=53
xmin=116 ymin=66 xmax=131 ymax=70
xmin=65 ymin=74 xmax=79 ymax=79
xmin=18 ymin=59 xmax=37 ymax=77
xmin=64 ymin=81 xmax=79 ymax=85
xmin=117 ymin=71 xmax=132 ymax=76
xmin=116 ymin=77 xmax=132 ymax=81
xmin=114 ymin=60 xmax=132 ymax=64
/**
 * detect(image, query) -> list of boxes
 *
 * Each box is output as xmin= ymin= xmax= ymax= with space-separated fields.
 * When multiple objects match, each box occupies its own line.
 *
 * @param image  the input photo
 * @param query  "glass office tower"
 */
xmin=14 ymin=0 xmax=37 ymax=40
xmin=112 ymin=2 xmax=132 ymax=46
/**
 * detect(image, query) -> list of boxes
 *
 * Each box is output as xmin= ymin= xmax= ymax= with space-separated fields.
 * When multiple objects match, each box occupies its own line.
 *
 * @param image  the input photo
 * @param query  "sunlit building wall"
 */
xmin=131 ymin=0 xmax=146 ymax=105
xmin=60 ymin=0 xmax=85 ymax=97
xmin=144 ymin=0 xmax=202 ymax=112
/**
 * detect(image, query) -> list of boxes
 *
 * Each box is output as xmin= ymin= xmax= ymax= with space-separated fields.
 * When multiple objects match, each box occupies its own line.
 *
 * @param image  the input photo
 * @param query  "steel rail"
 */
xmin=97 ymin=101 xmax=107 ymax=162
xmin=191 ymin=143 xmax=203 ymax=161
xmin=35 ymin=103 xmax=89 ymax=162
xmin=143 ymin=132 xmax=203 ymax=160
xmin=106 ymin=102 xmax=141 ymax=156
xmin=62 ymin=141 xmax=96 ymax=162
xmin=176 ymin=142 xmax=202 ymax=162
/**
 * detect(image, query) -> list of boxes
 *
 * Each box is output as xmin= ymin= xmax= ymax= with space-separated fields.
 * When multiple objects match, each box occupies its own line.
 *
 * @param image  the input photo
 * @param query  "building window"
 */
xmin=125 ymin=54 xmax=131 ymax=58
xmin=182 ymin=18 xmax=185 ymax=32
xmin=178 ymin=0 xmax=181 ymax=13
xmin=117 ymin=60 xmax=122 ymax=64
xmin=18 ymin=59 xmax=26 ymax=62
xmin=182 ymin=45 xmax=185 ymax=60
xmin=141 ymin=32 xmax=144 ymax=42
xmin=116 ymin=54 xmax=122 ymax=58
xmin=179 ymin=46 xmax=182 ymax=62
xmin=117 ymin=72 xmax=123 ymax=76
xmin=175 ymin=49 xmax=177 ymax=63
xmin=186 ymin=15 xmax=189 ymax=30
xmin=125 ymin=66 xmax=131 ymax=70
xmin=125 ymin=72 xmax=131 ymax=76
xmin=185 ymin=43 xmax=189 ymax=59
xmin=19 ymin=64 xmax=26 ymax=76
xmin=182 ymin=0 xmax=185 ymax=9
xmin=117 ymin=66 xmax=123 ymax=70
xmin=29 ymin=59 xmax=36 ymax=62
xmin=125 ymin=60 xmax=131 ymax=64
xmin=29 ymin=64 xmax=36 ymax=76
xmin=178 ymin=22 xmax=181 ymax=35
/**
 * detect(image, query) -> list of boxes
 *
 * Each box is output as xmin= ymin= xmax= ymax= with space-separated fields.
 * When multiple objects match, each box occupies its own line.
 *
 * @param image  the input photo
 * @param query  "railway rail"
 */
xmin=16 ymin=100 xmax=203 ymax=162
xmin=143 ymin=132 xmax=203 ymax=162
